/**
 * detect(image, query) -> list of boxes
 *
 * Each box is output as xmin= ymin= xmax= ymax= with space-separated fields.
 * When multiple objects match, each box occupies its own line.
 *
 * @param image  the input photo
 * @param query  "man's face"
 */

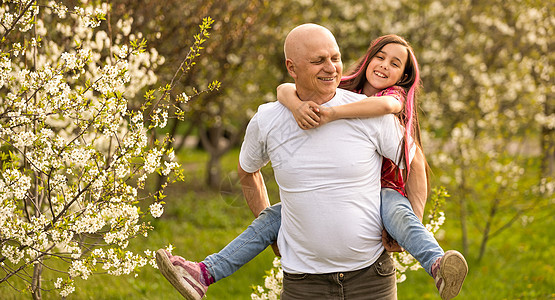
xmin=287 ymin=33 xmax=342 ymax=103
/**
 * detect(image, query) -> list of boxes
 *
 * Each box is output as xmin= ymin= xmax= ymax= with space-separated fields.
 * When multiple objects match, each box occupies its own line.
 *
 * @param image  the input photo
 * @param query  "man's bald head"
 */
xmin=284 ymin=24 xmax=338 ymax=61
xmin=282 ymin=24 xmax=342 ymax=104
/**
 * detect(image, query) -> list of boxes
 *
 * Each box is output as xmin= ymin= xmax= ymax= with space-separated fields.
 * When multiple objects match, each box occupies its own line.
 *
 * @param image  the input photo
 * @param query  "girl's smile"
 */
xmin=363 ymin=43 xmax=408 ymax=96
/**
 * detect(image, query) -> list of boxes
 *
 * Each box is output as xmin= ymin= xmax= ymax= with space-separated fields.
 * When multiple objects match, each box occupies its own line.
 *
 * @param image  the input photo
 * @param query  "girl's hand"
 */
xmin=315 ymin=106 xmax=337 ymax=127
xmin=294 ymin=101 xmax=321 ymax=129
xmin=382 ymin=229 xmax=404 ymax=252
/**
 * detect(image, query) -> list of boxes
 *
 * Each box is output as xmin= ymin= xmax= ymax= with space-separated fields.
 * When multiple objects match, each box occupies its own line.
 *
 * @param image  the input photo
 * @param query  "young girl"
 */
xmin=156 ymin=35 xmax=468 ymax=300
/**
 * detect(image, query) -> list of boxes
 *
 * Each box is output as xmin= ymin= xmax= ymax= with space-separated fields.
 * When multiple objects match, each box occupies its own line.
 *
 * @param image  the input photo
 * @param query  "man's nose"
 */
xmin=323 ymin=59 xmax=336 ymax=73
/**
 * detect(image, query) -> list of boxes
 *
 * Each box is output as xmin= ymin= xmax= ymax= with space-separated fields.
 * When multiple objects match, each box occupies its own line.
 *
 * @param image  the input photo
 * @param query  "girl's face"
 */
xmin=364 ymin=43 xmax=408 ymax=95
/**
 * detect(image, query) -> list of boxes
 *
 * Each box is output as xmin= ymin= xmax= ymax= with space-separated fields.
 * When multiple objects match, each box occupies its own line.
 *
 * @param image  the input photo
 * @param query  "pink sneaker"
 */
xmin=431 ymin=250 xmax=468 ymax=300
xmin=156 ymin=249 xmax=208 ymax=300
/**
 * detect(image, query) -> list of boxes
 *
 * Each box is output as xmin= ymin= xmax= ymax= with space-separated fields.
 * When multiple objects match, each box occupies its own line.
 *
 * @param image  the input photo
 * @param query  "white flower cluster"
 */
xmin=54 ymin=277 xmax=75 ymax=297
xmin=535 ymin=113 xmax=555 ymax=130
xmin=94 ymin=248 xmax=148 ymax=276
xmin=152 ymin=108 xmax=169 ymax=128
xmin=74 ymin=5 xmax=106 ymax=28
xmin=0 ymin=169 xmax=32 ymax=200
xmin=162 ymin=151 xmax=179 ymax=176
xmin=69 ymin=259 xmax=92 ymax=280
xmin=92 ymin=61 xmax=131 ymax=94
xmin=1 ymin=244 xmax=24 ymax=264
xmin=0 ymin=1 xmax=39 ymax=32
xmin=251 ymin=257 xmax=283 ymax=300
xmin=102 ymin=203 xmax=141 ymax=248
xmin=149 ymin=202 xmax=164 ymax=218
xmin=143 ymin=148 xmax=163 ymax=175
xmin=0 ymin=56 xmax=13 ymax=88
xmin=0 ymin=1 xmax=182 ymax=297
xmin=48 ymin=1 xmax=68 ymax=18
xmin=425 ymin=211 xmax=446 ymax=233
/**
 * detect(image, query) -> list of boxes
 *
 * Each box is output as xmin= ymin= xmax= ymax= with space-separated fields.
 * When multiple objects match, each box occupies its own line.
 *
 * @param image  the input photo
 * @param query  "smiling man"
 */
xmin=236 ymin=24 xmax=408 ymax=299
xmin=282 ymin=24 xmax=342 ymax=105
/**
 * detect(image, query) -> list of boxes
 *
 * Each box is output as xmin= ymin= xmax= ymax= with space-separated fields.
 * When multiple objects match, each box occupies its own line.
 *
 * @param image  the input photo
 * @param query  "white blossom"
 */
xmin=149 ymin=202 xmax=164 ymax=218
xmin=69 ymin=260 xmax=92 ymax=280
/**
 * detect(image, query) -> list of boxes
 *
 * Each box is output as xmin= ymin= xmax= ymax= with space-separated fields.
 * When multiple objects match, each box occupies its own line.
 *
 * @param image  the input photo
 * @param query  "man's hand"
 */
xmin=382 ymin=229 xmax=404 ymax=252
xmin=271 ymin=242 xmax=281 ymax=257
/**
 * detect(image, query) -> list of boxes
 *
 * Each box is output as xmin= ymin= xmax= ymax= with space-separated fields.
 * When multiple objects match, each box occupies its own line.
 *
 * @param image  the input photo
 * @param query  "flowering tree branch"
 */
xmin=0 ymin=1 xmax=218 ymax=298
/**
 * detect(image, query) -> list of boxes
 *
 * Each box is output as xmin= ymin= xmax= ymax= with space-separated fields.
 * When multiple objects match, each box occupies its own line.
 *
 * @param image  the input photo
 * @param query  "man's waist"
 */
xmin=281 ymin=249 xmax=388 ymax=275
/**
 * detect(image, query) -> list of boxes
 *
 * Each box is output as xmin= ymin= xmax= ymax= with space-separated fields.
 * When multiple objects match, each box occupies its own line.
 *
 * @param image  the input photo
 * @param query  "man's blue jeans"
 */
xmin=203 ymin=188 xmax=443 ymax=281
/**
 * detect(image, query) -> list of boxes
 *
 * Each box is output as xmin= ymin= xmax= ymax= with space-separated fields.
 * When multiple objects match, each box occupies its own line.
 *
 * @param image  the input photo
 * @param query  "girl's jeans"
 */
xmin=203 ymin=188 xmax=443 ymax=281
xmin=202 ymin=202 xmax=282 ymax=282
xmin=380 ymin=188 xmax=444 ymax=275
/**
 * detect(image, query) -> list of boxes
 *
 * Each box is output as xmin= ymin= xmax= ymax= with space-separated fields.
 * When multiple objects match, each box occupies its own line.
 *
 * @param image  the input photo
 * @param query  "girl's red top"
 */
xmin=369 ymin=86 xmax=408 ymax=197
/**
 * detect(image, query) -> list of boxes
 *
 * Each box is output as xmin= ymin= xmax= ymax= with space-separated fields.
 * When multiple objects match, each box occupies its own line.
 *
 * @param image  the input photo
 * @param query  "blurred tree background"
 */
xmin=112 ymin=0 xmax=553 ymax=258
xmin=2 ymin=0 xmax=551 ymax=298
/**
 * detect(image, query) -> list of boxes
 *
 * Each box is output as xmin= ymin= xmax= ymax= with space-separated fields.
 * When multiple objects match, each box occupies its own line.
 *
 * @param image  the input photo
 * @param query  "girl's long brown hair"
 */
xmin=340 ymin=34 xmax=429 ymax=187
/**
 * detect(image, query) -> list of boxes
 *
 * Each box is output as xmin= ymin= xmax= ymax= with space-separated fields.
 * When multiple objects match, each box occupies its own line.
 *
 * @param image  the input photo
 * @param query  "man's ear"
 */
xmin=285 ymin=59 xmax=297 ymax=79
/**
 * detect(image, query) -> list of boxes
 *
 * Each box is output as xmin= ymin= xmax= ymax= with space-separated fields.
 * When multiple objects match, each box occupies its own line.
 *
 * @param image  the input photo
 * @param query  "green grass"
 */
xmin=396 ymin=212 xmax=555 ymax=300
xmin=1 ymin=148 xmax=553 ymax=299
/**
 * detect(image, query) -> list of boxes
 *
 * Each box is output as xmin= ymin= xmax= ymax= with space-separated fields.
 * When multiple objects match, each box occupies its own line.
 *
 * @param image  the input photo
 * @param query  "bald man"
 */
xmin=237 ymin=23 xmax=405 ymax=299
xmin=156 ymin=24 xmax=405 ymax=300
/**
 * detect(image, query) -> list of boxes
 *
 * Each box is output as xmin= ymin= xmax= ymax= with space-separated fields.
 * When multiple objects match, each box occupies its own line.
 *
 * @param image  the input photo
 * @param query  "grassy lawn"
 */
xmin=1 ymin=148 xmax=553 ymax=299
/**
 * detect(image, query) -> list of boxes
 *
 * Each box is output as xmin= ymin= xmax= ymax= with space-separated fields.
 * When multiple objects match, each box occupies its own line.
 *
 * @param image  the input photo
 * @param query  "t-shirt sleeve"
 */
xmin=238 ymin=113 xmax=270 ymax=173
xmin=376 ymin=114 xmax=416 ymax=168
xmin=378 ymin=86 xmax=406 ymax=105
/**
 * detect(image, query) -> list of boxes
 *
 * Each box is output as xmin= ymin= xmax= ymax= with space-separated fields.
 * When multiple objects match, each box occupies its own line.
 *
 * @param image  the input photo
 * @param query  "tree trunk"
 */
xmin=458 ymin=185 xmax=469 ymax=256
xmin=198 ymin=126 xmax=227 ymax=189
xmin=540 ymin=125 xmax=554 ymax=178
xmin=207 ymin=153 xmax=222 ymax=189
xmin=31 ymin=261 xmax=42 ymax=300
xmin=478 ymin=197 xmax=500 ymax=262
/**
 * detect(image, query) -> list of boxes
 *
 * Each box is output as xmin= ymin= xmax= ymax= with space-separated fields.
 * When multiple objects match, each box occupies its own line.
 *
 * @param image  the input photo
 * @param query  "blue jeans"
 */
xmin=380 ymin=188 xmax=444 ymax=275
xmin=202 ymin=202 xmax=282 ymax=281
xmin=203 ymin=188 xmax=443 ymax=281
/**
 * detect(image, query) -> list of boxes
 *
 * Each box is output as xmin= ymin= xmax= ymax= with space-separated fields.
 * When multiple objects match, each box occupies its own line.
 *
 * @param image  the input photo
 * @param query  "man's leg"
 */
xmin=343 ymin=251 xmax=397 ymax=300
xmin=282 ymin=251 xmax=397 ymax=300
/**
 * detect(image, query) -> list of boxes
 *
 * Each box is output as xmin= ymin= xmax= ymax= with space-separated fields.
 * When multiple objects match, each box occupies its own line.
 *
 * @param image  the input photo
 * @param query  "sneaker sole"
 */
xmin=155 ymin=249 xmax=204 ymax=300
xmin=439 ymin=250 xmax=468 ymax=300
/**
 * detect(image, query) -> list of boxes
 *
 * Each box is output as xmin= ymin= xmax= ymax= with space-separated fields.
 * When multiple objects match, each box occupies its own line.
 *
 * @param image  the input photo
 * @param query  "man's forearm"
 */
xmin=405 ymin=146 xmax=427 ymax=221
xmin=238 ymin=163 xmax=270 ymax=217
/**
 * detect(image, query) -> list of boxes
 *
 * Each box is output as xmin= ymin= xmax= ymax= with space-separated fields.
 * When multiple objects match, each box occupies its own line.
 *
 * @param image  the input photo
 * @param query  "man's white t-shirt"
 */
xmin=239 ymin=88 xmax=411 ymax=274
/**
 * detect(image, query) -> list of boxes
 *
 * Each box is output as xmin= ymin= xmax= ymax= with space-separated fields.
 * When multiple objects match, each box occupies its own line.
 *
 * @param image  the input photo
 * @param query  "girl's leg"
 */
xmin=157 ymin=203 xmax=282 ymax=299
xmin=381 ymin=188 xmax=468 ymax=300
xmin=380 ymin=188 xmax=443 ymax=275
xmin=202 ymin=202 xmax=282 ymax=281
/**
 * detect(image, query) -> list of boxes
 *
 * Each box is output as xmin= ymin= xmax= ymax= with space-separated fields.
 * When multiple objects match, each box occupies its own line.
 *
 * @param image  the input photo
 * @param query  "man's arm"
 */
xmin=237 ymin=163 xmax=270 ymax=217
xmin=405 ymin=146 xmax=427 ymax=221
